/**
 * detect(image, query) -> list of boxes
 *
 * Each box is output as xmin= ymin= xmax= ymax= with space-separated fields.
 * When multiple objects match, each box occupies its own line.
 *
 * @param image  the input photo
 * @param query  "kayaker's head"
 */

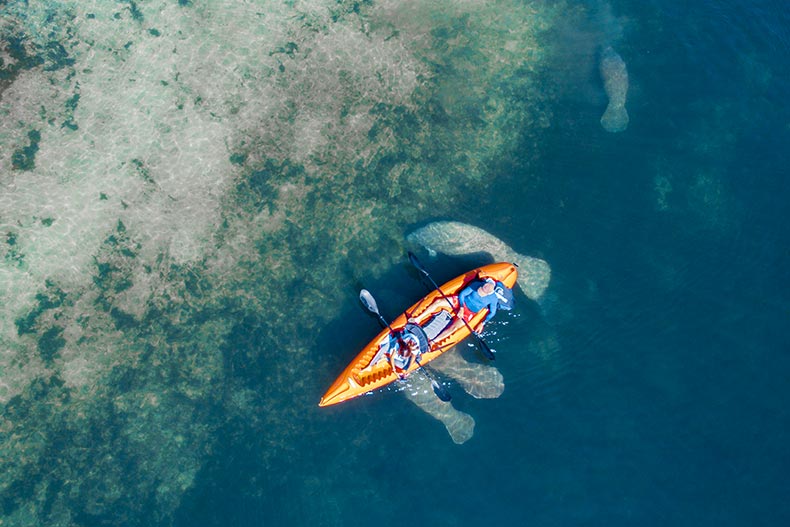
xmin=478 ymin=278 xmax=496 ymax=296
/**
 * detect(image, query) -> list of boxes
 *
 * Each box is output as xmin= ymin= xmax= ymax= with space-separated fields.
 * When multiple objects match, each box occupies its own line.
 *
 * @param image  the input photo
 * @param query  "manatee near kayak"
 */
xmin=406 ymin=221 xmax=551 ymax=301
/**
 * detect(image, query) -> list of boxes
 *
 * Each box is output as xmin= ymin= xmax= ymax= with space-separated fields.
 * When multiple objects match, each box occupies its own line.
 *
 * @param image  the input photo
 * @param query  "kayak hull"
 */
xmin=319 ymin=262 xmax=518 ymax=407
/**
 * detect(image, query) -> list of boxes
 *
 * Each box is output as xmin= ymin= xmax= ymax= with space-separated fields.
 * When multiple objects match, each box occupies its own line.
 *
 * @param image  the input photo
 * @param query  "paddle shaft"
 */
xmin=408 ymin=252 xmax=495 ymax=360
xmin=360 ymin=289 xmax=451 ymax=401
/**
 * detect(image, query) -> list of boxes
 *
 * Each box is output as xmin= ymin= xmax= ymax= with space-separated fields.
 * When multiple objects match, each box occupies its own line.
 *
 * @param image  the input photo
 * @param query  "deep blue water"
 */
xmin=2 ymin=0 xmax=788 ymax=526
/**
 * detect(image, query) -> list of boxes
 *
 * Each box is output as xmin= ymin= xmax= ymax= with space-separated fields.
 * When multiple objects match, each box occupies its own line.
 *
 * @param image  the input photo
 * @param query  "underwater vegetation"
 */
xmin=1 ymin=0 xmax=562 ymax=524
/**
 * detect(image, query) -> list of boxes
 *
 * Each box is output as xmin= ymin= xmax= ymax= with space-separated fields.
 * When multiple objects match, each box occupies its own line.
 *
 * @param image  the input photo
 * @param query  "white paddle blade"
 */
xmin=359 ymin=289 xmax=379 ymax=315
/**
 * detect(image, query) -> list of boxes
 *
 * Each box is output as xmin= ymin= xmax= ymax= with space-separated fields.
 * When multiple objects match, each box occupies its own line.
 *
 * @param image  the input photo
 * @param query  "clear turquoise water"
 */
xmin=1 ymin=1 xmax=788 ymax=526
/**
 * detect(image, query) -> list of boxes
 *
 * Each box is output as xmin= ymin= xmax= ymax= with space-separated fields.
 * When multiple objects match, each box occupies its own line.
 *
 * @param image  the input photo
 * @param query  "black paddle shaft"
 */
xmin=359 ymin=289 xmax=451 ymax=402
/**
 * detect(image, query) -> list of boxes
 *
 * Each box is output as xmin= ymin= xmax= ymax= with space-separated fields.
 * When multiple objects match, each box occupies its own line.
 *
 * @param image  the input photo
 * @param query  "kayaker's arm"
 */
xmin=457 ymin=286 xmax=473 ymax=316
xmin=388 ymin=354 xmax=399 ymax=378
xmin=458 ymin=286 xmax=472 ymax=306
xmin=388 ymin=340 xmax=409 ymax=380
xmin=485 ymin=297 xmax=498 ymax=322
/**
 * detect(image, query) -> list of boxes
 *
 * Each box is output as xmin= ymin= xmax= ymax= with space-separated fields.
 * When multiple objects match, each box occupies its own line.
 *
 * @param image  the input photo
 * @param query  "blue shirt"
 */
xmin=458 ymin=284 xmax=499 ymax=322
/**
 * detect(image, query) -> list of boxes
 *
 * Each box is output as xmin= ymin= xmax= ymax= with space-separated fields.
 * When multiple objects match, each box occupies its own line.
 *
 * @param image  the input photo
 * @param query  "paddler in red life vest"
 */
xmin=389 ymin=332 xmax=421 ymax=379
xmin=409 ymin=278 xmax=501 ymax=342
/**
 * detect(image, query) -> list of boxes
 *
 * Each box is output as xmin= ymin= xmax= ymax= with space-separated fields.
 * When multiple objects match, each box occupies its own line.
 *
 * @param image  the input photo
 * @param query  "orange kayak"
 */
xmin=319 ymin=262 xmax=518 ymax=407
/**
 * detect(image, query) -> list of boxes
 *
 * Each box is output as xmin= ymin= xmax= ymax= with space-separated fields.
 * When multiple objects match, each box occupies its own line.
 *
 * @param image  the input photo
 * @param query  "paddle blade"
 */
xmin=475 ymin=333 xmax=496 ymax=361
xmin=431 ymin=380 xmax=452 ymax=402
xmin=416 ymin=359 xmax=452 ymax=402
xmin=359 ymin=289 xmax=380 ymax=315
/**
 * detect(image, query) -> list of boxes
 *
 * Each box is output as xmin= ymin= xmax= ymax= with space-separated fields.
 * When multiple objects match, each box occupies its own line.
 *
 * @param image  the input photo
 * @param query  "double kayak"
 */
xmin=319 ymin=262 xmax=518 ymax=407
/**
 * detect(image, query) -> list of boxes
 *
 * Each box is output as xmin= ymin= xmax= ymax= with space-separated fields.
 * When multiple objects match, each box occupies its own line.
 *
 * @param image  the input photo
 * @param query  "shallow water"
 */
xmin=1 ymin=0 xmax=789 ymax=526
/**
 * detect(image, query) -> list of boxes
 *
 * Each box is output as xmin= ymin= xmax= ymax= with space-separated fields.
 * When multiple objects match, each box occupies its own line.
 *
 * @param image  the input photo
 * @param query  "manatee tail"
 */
xmin=403 ymin=379 xmax=475 ymax=444
xmin=600 ymin=103 xmax=629 ymax=133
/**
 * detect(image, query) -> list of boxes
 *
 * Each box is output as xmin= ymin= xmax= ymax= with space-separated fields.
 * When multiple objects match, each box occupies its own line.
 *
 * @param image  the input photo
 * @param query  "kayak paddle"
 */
xmin=359 ymin=289 xmax=451 ymax=402
xmin=359 ymin=288 xmax=397 ymax=334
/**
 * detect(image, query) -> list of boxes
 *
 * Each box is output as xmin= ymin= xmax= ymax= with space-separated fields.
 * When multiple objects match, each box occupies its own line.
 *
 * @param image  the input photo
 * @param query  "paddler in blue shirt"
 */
xmin=409 ymin=278 xmax=501 ymax=343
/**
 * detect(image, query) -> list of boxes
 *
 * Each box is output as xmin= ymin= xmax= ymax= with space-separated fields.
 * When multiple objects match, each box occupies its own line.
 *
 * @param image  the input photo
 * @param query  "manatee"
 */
xmin=402 ymin=221 xmax=552 ymax=443
xmin=401 ymin=348 xmax=507 ymax=443
xmin=406 ymin=221 xmax=551 ymax=301
xmin=431 ymin=351 xmax=504 ymax=399
xmin=402 ymin=374 xmax=475 ymax=444
xmin=599 ymin=46 xmax=629 ymax=133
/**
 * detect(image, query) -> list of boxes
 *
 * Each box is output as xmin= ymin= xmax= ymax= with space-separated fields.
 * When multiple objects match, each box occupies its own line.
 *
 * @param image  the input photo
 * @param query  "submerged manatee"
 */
xmin=599 ymin=46 xmax=629 ymax=132
xmin=402 ymin=221 xmax=550 ymax=443
xmin=431 ymin=351 xmax=504 ymax=399
xmin=402 ymin=348 xmax=505 ymax=443
xmin=401 ymin=343 xmax=507 ymax=443
xmin=403 ymin=374 xmax=475 ymax=444
xmin=406 ymin=221 xmax=551 ymax=301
